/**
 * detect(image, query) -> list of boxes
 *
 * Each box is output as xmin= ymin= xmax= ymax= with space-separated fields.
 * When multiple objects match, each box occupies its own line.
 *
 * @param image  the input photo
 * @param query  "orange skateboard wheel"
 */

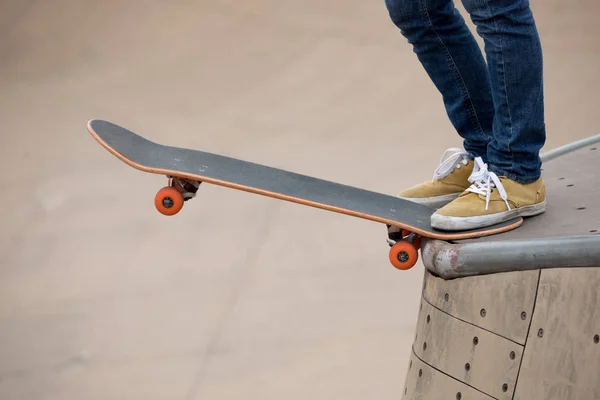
xmin=389 ymin=241 xmax=418 ymax=270
xmin=154 ymin=186 xmax=184 ymax=216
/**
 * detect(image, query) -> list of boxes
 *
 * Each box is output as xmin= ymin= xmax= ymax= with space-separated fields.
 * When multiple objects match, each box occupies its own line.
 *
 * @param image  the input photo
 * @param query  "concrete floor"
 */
xmin=1 ymin=1 xmax=598 ymax=399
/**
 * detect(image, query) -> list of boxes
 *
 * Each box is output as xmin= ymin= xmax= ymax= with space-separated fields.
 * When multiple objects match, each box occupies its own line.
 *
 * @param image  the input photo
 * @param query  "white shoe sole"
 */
xmin=430 ymin=200 xmax=547 ymax=231
xmin=398 ymin=193 xmax=460 ymax=209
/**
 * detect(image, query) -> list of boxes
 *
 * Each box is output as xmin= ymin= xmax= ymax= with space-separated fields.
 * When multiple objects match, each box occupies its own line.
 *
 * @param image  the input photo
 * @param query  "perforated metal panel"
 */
xmin=422 ymin=270 xmax=538 ymax=344
xmin=403 ymin=351 xmax=494 ymax=400
xmin=406 ymin=268 xmax=600 ymax=400
xmin=514 ymin=267 xmax=600 ymax=400
xmin=413 ymin=299 xmax=522 ymax=399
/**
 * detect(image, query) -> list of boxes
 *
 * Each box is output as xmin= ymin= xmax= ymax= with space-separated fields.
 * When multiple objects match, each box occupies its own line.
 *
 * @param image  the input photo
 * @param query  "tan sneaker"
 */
xmin=398 ymin=148 xmax=474 ymax=208
xmin=431 ymin=157 xmax=546 ymax=231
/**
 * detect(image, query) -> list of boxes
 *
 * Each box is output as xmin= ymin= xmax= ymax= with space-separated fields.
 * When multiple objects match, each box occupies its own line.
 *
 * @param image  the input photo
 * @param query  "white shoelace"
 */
xmin=466 ymin=157 xmax=511 ymax=211
xmin=432 ymin=148 xmax=469 ymax=181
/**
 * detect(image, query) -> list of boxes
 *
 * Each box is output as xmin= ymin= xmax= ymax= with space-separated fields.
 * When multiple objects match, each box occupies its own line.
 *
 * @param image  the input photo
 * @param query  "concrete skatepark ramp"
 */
xmin=404 ymin=137 xmax=600 ymax=399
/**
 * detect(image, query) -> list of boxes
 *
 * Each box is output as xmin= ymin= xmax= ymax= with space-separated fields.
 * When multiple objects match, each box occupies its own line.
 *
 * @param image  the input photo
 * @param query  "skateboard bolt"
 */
xmin=162 ymin=197 xmax=175 ymax=208
xmin=397 ymin=251 xmax=410 ymax=263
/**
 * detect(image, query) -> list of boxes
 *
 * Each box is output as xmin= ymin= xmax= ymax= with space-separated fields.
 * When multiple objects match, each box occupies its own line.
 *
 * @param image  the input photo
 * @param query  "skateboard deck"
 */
xmin=87 ymin=119 xmax=523 ymax=270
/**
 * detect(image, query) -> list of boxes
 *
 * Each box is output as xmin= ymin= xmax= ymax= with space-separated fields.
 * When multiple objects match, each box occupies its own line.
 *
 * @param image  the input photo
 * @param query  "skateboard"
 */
xmin=87 ymin=119 xmax=523 ymax=270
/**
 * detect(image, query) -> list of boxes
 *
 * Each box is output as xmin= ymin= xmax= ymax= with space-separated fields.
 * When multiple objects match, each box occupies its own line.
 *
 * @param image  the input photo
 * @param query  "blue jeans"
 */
xmin=385 ymin=0 xmax=545 ymax=184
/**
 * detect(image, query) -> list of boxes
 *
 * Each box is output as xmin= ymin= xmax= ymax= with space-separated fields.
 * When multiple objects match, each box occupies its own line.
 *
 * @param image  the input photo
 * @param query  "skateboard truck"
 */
xmin=154 ymin=176 xmax=201 ymax=216
xmin=387 ymin=225 xmax=422 ymax=270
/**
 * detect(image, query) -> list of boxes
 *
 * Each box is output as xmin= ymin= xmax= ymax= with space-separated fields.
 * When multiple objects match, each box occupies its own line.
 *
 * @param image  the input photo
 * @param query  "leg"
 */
xmin=461 ymin=0 xmax=546 ymax=183
xmin=429 ymin=1 xmax=547 ymax=231
xmin=384 ymin=0 xmax=494 ymax=160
